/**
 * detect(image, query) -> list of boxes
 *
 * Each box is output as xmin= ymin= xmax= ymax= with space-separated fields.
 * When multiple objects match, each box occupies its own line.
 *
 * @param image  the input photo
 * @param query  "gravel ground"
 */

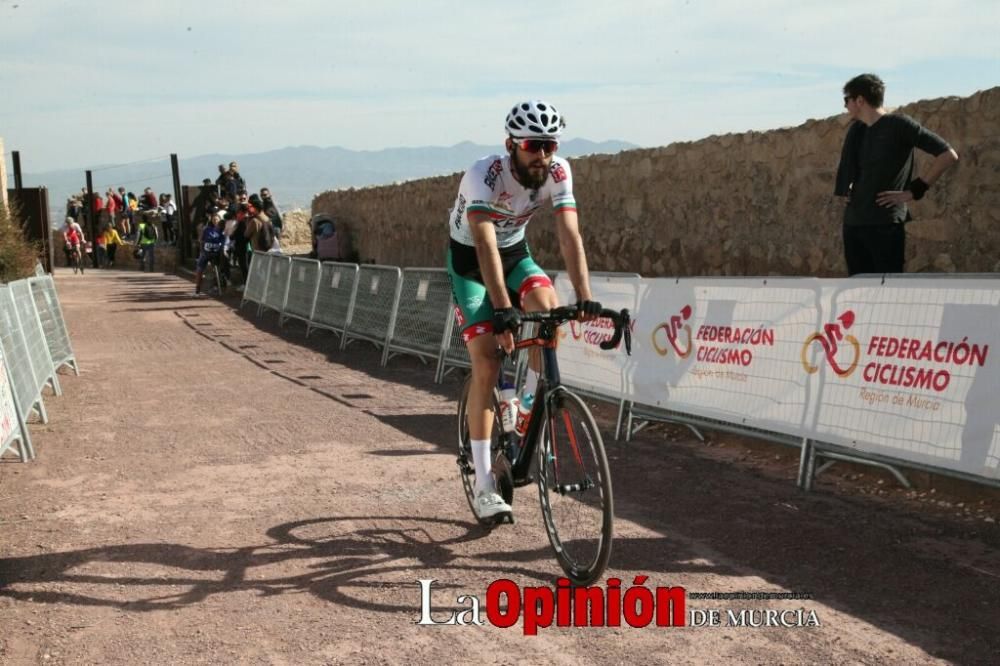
xmin=1 ymin=268 xmax=998 ymax=665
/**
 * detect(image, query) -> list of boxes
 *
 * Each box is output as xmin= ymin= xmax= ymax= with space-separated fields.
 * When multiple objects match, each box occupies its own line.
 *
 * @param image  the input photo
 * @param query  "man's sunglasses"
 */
xmin=512 ymin=138 xmax=559 ymax=154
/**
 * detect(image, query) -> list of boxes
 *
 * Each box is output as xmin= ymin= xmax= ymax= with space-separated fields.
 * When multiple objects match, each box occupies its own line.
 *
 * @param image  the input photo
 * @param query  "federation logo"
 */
xmin=651 ymin=305 xmax=693 ymax=358
xmin=801 ymin=310 xmax=860 ymax=377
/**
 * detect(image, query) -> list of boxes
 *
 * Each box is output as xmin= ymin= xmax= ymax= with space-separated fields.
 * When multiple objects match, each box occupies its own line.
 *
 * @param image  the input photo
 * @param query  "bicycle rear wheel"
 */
xmin=537 ymin=388 xmax=613 ymax=585
xmin=457 ymin=377 xmax=512 ymax=525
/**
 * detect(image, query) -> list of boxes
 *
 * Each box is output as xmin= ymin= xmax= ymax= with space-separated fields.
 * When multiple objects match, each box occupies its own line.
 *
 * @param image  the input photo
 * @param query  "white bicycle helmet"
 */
xmin=505 ymin=100 xmax=565 ymax=139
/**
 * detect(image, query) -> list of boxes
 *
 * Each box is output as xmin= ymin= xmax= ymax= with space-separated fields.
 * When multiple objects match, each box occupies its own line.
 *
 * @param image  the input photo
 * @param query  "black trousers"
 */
xmin=843 ymin=224 xmax=905 ymax=276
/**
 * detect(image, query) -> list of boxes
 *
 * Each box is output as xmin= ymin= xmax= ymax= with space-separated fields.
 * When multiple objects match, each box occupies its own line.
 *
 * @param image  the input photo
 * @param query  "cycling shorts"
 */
xmin=196 ymin=251 xmax=224 ymax=272
xmin=446 ymin=239 xmax=552 ymax=343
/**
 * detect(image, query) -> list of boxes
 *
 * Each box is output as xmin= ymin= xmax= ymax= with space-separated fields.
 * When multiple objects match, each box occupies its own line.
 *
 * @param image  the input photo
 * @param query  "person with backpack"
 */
xmin=136 ymin=214 xmax=159 ymax=272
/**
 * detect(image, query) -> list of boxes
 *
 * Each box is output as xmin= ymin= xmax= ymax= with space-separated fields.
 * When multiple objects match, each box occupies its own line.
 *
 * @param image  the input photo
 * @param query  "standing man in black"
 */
xmin=834 ymin=73 xmax=959 ymax=275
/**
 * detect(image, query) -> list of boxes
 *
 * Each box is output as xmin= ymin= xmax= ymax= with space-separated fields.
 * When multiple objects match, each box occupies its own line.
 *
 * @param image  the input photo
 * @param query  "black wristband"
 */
xmin=909 ymin=178 xmax=929 ymax=201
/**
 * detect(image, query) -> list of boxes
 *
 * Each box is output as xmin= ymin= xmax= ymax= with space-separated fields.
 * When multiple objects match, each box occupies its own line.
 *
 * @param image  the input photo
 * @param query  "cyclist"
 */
xmin=62 ymin=217 xmax=85 ymax=271
xmin=193 ymin=213 xmax=228 ymax=296
xmin=447 ymin=99 xmax=601 ymax=522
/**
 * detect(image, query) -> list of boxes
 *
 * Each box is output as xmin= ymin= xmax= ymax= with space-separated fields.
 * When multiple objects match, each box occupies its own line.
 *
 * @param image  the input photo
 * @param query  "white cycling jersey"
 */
xmin=448 ymin=154 xmax=576 ymax=249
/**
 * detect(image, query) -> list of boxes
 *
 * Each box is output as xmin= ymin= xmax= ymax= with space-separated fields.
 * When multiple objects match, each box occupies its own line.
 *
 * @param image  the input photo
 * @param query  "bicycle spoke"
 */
xmin=537 ymin=390 xmax=613 ymax=585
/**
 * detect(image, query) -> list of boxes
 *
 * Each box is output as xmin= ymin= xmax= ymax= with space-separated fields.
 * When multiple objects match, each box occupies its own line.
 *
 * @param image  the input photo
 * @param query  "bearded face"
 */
xmin=509 ymin=145 xmax=551 ymax=190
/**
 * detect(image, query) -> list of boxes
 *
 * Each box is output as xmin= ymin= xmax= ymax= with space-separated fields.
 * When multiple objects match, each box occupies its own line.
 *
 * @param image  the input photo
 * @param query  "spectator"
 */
xmin=94 ymin=223 xmax=109 ymax=268
xmin=140 ymin=187 xmax=158 ymax=211
xmin=162 ymin=193 xmax=177 ymax=245
xmin=105 ymin=188 xmax=119 ymax=230
xmin=214 ymin=164 xmax=229 ymax=194
xmin=66 ymin=197 xmax=83 ymax=223
xmin=248 ymin=206 xmax=275 ymax=254
xmin=136 ymin=213 xmax=159 ymax=272
xmin=260 ymin=187 xmax=283 ymax=238
xmin=835 ymin=73 xmax=960 ymax=275
xmin=231 ymin=193 xmax=253 ymax=290
xmin=191 ymin=178 xmax=216 ymax=240
xmin=124 ymin=192 xmax=138 ymax=237
xmin=228 ymin=161 xmax=246 ymax=195
xmin=103 ymin=222 xmax=124 ymax=268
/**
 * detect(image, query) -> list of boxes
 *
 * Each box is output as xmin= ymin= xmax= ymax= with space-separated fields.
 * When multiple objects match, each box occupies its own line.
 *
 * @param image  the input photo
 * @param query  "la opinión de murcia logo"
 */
xmin=415 ymin=578 xmax=820 ymax=633
xmin=801 ymin=310 xmax=860 ymax=377
xmin=651 ymin=305 xmax=693 ymax=358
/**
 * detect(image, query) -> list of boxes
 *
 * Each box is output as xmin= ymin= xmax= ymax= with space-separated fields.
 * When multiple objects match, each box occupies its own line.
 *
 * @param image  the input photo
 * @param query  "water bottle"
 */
xmin=498 ymin=381 xmax=519 ymax=434
xmin=514 ymin=393 xmax=534 ymax=437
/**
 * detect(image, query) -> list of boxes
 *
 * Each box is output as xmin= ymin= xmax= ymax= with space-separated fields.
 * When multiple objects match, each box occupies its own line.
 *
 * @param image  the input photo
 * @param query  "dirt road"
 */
xmin=1 ymin=269 xmax=999 ymax=664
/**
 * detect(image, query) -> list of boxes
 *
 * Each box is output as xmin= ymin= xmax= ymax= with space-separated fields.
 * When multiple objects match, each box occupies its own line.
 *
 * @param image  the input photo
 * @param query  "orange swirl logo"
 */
xmin=652 ymin=305 xmax=693 ymax=358
xmin=801 ymin=310 xmax=860 ymax=377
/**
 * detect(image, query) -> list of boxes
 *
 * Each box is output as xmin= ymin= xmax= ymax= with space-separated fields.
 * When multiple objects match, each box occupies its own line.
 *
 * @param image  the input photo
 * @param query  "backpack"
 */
xmin=257 ymin=220 xmax=275 ymax=251
xmin=142 ymin=222 xmax=156 ymax=241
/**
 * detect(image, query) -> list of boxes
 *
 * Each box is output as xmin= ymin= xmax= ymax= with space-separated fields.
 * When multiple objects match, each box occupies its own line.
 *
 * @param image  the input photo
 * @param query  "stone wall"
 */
xmin=313 ymin=87 xmax=1000 ymax=276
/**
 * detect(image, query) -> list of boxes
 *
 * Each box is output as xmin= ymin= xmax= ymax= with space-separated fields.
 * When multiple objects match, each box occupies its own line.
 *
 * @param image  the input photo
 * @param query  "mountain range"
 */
xmin=24 ymin=139 xmax=638 ymax=224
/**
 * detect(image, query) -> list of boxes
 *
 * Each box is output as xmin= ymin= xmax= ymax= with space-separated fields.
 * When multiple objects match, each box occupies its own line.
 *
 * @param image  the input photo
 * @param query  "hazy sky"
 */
xmin=2 ymin=0 xmax=998 ymax=173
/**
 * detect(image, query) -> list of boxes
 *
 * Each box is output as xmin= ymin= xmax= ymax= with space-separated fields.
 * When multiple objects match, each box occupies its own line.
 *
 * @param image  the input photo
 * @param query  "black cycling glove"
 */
xmin=491 ymin=307 xmax=521 ymax=335
xmin=576 ymin=300 xmax=603 ymax=317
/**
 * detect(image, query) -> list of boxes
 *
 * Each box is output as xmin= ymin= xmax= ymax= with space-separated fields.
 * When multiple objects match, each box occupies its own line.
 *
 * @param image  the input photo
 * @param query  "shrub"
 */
xmin=0 ymin=200 xmax=41 ymax=283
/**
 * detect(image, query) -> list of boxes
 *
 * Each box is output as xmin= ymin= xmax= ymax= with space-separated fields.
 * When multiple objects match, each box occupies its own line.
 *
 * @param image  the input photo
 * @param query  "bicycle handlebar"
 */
xmin=518 ymin=305 xmax=632 ymax=355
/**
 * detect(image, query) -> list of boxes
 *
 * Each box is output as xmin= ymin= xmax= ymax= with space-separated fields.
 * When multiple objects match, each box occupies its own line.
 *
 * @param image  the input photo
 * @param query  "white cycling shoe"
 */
xmin=474 ymin=488 xmax=513 ymax=522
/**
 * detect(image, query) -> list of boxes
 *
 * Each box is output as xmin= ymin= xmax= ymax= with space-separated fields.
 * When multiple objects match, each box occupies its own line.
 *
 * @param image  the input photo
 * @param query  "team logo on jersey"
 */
xmin=483 ymin=159 xmax=503 ymax=191
xmin=550 ymin=163 xmax=568 ymax=183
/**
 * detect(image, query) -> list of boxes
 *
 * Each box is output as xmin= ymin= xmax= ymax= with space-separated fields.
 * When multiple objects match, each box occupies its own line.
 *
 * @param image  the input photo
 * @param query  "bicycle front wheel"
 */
xmin=537 ymin=388 xmax=613 ymax=585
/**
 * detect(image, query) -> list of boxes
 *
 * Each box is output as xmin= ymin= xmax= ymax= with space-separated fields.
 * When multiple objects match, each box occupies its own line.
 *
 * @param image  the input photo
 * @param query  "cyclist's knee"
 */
xmin=523 ymin=285 xmax=558 ymax=312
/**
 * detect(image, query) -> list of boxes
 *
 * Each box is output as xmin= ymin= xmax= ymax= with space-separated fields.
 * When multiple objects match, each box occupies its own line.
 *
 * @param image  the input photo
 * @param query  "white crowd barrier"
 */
xmin=236 ymin=250 xmax=1000 ymax=490
xmin=342 ymin=265 xmax=403 ymax=352
xmin=0 ymin=274 xmax=77 ymax=463
xmin=29 ymin=276 xmax=79 ymax=376
xmin=0 ymin=343 xmax=32 ymax=461
xmin=382 ymin=268 xmax=453 ymax=367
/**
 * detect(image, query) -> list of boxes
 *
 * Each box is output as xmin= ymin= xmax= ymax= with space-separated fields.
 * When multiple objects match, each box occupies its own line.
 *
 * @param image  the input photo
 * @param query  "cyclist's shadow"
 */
xmin=0 ymin=515 xmax=555 ymax=615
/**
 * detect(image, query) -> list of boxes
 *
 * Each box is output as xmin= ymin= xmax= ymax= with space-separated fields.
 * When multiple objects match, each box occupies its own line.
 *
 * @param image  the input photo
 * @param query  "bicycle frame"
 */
xmin=502 ymin=320 xmax=563 ymax=485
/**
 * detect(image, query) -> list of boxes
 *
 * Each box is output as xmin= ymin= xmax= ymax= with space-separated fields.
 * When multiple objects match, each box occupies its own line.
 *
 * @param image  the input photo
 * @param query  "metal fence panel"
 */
xmin=0 ymin=286 xmax=47 ymax=423
xmin=383 ymin=268 xmax=453 ymax=366
xmin=0 ymin=343 xmax=33 ymax=461
xmin=240 ymin=251 xmax=270 ymax=310
xmin=29 ymin=276 xmax=78 ymax=375
xmin=281 ymin=258 xmax=321 ymax=326
xmin=435 ymin=300 xmax=471 ymax=382
xmin=9 ymin=280 xmax=61 ymax=398
xmin=308 ymin=262 xmax=359 ymax=339
xmin=342 ymin=265 xmax=403 ymax=351
xmin=261 ymin=255 xmax=292 ymax=316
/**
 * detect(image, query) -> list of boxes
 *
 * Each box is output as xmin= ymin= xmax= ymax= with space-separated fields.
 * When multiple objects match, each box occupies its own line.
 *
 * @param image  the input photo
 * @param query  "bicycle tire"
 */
xmin=536 ymin=387 xmax=614 ymax=585
xmin=457 ymin=376 xmax=509 ymax=525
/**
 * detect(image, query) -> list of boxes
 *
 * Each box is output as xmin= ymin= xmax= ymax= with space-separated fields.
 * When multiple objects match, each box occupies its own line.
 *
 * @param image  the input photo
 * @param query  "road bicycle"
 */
xmin=67 ymin=244 xmax=85 ymax=275
xmin=457 ymin=304 xmax=632 ymax=585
